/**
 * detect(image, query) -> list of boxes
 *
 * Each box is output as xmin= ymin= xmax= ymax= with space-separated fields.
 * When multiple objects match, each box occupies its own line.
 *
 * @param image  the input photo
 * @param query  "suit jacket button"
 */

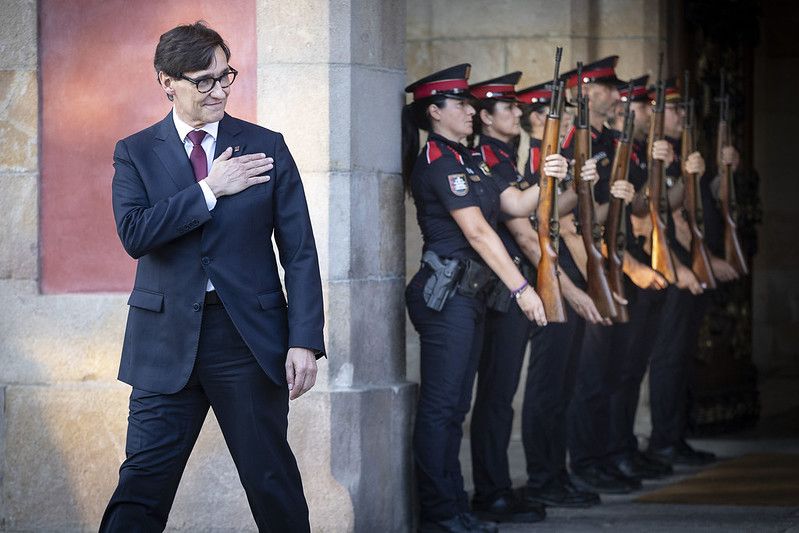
xmin=201 ymin=257 xmax=210 ymax=266
xmin=193 ymin=302 xmax=201 ymax=311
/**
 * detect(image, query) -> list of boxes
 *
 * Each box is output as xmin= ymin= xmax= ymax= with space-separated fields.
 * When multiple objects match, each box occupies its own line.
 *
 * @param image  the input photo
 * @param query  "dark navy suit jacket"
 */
xmin=112 ymin=112 xmax=325 ymax=394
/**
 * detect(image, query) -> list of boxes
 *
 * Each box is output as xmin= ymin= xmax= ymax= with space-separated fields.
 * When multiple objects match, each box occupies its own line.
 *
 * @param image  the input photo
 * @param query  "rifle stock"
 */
xmin=682 ymin=86 xmax=717 ymax=289
xmin=716 ymin=73 xmax=748 ymax=276
xmin=574 ymin=62 xmax=616 ymax=319
xmin=647 ymin=55 xmax=678 ymax=283
xmin=535 ymin=47 xmax=567 ymax=322
xmin=605 ymin=99 xmax=634 ymax=323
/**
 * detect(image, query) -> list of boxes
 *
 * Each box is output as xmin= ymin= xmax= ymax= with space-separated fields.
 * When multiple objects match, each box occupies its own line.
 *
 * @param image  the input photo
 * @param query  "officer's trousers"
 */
xmin=648 ymin=286 xmax=693 ymax=450
xmin=522 ymin=303 xmax=585 ymax=488
xmin=567 ymin=319 xmax=631 ymax=470
xmin=680 ymin=292 xmax=708 ymax=438
xmin=607 ymin=285 xmax=665 ymax=461
xmin=604 ymin=284 xmax=692 ymax=456
xmin=470 ymin=299 xmax=533 ymax=502
xmin=406 ymin=269 xmax=487 ymax=521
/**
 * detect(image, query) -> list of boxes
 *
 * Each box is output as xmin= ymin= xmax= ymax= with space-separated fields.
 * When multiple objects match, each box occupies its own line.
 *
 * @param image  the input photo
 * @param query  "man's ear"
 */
xmin=158 ymin=71 xmax=176 ymax=102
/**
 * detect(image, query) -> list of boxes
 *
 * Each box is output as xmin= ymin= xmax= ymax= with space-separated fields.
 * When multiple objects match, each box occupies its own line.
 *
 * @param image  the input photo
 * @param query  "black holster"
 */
xmin=421 ymin=251 xmax=463 ymax=312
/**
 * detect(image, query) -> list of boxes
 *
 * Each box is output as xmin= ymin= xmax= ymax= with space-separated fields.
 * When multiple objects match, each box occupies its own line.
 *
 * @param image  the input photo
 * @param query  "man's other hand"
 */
xmin=286 ymin=347 xmax=317 ymax=400
xmin=204 ymin=147 xmax=274 ymax=197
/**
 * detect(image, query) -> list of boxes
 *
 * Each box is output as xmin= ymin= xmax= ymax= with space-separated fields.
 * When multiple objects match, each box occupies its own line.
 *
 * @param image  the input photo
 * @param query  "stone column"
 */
xmin=258 ymin=1 xmax=415 ymax=531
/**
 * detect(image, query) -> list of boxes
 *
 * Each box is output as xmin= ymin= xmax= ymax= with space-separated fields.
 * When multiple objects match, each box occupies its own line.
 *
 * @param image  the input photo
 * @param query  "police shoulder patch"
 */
xmin=448 ymin=173 xmax=469 ymax=196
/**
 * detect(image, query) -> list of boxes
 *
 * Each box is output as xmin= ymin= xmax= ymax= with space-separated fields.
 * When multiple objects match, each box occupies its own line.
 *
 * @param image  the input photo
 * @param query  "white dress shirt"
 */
xmin=172 ymin=108 xmax=219 ymax=291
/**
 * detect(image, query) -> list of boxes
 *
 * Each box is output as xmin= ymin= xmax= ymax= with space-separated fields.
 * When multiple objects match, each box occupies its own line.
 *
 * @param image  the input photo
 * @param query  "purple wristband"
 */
xmin=511 ymin=280 xmax=529 ymax=299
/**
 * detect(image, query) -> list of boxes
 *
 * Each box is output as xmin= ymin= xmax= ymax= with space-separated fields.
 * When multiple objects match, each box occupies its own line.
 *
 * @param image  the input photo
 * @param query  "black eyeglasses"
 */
xmin=179 ymin=67 xmax=238 ymax=93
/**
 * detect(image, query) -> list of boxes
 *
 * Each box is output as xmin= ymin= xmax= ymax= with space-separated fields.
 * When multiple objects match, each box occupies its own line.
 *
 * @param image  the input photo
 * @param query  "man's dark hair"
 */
xmin=154 ymin=21 xmax=230 ymax=78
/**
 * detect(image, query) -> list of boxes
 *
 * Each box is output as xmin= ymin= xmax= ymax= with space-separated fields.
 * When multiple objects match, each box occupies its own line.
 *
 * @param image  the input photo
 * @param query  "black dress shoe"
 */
xmin=570 ymin=465 xmax=633 ymax=494
xmin=632 ymin=450 xmax=673 ymax=476
xmin=461 ymin=512 xmax=500 ymax=532
xmin=612 ymin=455 xmax=665 ymax=480
xmin=677 ymin=440 xmax=716 ymax=463
xmin=562 ymin=478 xmax=602 ymax=505
xmin=418 ymin=513 xmax=498 ymax=532
xmin=647 ymin=442 xmax=715 ymax=466
xmin=472 ymin=491 xmax=545 ymax=523
xmin=599 ymin=463 xmax=642 ymax=490
xmin=519 ymin=480 xmax=600 ymax=508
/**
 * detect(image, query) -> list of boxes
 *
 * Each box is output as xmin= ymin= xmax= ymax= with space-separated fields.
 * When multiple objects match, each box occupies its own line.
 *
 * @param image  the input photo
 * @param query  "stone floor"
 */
xmin=461 ymin=407 xmax=799 ymax=532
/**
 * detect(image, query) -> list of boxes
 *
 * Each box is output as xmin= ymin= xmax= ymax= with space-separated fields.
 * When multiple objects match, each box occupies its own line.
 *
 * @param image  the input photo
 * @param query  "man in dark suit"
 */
xmin=100 ymin=22 xmax=325 ymax=532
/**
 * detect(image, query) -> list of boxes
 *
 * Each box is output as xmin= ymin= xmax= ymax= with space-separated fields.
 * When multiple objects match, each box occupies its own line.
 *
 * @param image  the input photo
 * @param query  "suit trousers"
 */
xmin=522 ymin=303 xmax=585 ymax=488
xmin=406 ymin=268 xmax=486 ymax=521
xmin=567 ymin=319 xmax=631 ymax=470
xmin=100 ymin=302 xmax=309 ymax=533
xmin=470 ymin=300 xmax=533 ymax=502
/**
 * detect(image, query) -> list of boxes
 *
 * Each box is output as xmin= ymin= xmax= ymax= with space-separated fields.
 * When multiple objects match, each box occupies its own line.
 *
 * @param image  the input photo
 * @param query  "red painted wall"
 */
xmin=40 ymin=0 xmax=256 ymax=293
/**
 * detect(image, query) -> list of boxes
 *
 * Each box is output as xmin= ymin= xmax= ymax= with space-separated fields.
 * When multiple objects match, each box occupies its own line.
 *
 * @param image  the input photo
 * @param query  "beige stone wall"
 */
xmin=404 ymin=0 xmax=666 ymax=433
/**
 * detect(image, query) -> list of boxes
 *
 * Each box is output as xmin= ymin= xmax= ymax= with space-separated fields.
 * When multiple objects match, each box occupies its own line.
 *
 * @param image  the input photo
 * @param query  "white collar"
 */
xmin=172 ymin=108 xmax=220 ymax=142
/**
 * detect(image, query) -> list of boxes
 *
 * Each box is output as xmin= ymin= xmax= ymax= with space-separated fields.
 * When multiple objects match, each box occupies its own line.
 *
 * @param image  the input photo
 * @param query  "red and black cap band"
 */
xmin=469 ymin=71 xmax=522 ymax=101
xmin=562 ymin=56 xmax=621 ymax=88
xmin=618 ymin=74 xmax=650 ymax=103
xmin=405 ymin=63 xmax=472 ymax=101
xmin=516 ymin=81 xmax=551 ymax=105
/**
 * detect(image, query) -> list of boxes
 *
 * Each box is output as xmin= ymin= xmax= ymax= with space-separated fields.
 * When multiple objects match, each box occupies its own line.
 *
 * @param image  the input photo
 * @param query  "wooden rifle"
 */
xmin=647 ymin=53 xmax=678 ymax=283
xmin=535 ymin=46 xmax=567 ymax=322
xmin=682 ymin=71 xmax=717 ymax=289
xmin=605 ymin=84 xmax=634 ymax=322
xmin=716 ymin=70 xmax=749 ymax=275
xmin=574 ymin=62 xmax=617 ymax=319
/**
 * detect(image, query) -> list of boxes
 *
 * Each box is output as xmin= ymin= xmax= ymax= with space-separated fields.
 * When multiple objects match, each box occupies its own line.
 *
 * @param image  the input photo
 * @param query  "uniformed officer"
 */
xmin=556 ymin=56 xmax=643 ymax=494
xmin=403 ymin=64 xmax=554 ymax=533
xmin=467 ymin=73 xmax=598 ymax=521
xmin=644 ymin=78 xmax=729 ymax=465
xmin=514 ymin=82 xmax=606 ymax=509
xmin=604 ymin=75 xmax=674 ymax=480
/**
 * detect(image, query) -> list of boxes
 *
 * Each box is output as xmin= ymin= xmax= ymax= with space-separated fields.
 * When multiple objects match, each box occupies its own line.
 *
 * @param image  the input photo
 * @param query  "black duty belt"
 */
xmin=420 ymin=251 xmax=497 ymax=311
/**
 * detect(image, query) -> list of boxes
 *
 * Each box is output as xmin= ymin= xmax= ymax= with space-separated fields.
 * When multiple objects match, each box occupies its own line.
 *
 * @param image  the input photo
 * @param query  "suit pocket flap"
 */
xmin=257 ymin=290 xmax=286 ymax=310
xmin=127 ymin=288 xmax=164 ymax=312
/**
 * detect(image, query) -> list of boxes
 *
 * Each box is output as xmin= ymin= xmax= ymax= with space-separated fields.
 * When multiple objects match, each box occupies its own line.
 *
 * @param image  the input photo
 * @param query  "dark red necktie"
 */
xmin=187 ymin=130 xmax=208 ymax=181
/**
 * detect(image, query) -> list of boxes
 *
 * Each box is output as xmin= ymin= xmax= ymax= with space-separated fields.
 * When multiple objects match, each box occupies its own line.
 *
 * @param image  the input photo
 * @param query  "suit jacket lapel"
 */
xmin=153 ymin=112 xmax=197 ymax=191
xmin=214 ymin=113 xmax=244 ymax=160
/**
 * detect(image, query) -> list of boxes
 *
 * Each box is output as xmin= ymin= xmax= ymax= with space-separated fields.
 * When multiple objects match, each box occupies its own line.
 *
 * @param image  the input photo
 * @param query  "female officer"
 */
xmin=403 ymin=64 xmax=565 ymax=533
xmin=467 ymin=75 xmax=601 ymax=521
